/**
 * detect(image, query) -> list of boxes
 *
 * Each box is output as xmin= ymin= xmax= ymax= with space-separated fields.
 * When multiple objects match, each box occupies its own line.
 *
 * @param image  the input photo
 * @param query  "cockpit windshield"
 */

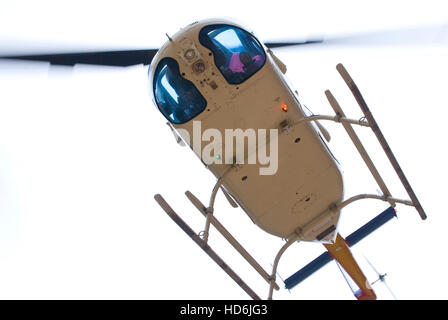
xmin=153 ymin=57 xmax=207 ymax=124
xmin=199 ymin=24 xmax=266 ymax=85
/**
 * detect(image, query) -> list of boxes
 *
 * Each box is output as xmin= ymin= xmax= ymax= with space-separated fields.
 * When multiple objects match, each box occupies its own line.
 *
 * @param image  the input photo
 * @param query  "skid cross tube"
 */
xmin=154 ymin=194 xmax=261 ymax=300
xmin=267 ymin=235 xmax=300 ymax=300
xmin=291 ymin=114 xmax=370 ymax=128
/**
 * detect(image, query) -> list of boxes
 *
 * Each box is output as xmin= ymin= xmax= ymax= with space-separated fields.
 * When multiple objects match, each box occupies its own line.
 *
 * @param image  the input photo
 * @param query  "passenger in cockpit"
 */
xmin=224 ymin=52 xmax=264 ymax=83
xmin=240 ymin=52 xmax=263 ymax=74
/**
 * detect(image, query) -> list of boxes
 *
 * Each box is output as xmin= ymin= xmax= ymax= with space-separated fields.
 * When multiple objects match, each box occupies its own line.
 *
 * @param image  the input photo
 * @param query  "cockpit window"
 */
xmin=199 ymin=24 xmax=266 ymax=85
xmin=153 ymin=57 xmax=207 ymax=124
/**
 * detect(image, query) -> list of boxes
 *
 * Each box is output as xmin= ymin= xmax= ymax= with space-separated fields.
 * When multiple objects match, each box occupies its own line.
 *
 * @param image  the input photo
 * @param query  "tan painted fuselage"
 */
xmin=149 ymin=19 xmax=344 ymax=242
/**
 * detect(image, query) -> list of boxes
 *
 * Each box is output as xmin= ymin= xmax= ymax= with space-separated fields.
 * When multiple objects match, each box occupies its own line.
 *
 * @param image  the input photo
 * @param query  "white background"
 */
xmin=1 ymin=0 xmax=447 ymax=299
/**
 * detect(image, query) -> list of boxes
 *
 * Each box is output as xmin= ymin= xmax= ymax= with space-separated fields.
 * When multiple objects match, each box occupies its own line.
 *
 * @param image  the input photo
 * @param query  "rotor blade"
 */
xmin=264 ymin=39 xmax=323 ymax=48
xmin=322 ymin=24 xmax=448 ymax=46
xmin=264 ymin=23 xmax=448 ymax=49
xmin=0 ymin=49 xmax=159 ymax=67
xmin=383 ymin=280 xmax=397 ymax=300
xmin=364 ymin=255 xmax=381 ymax=277
xmin=3 ymin=23 xmax=445 ymax=66
xmin=335 ymin=261 xmax=358 ymax=295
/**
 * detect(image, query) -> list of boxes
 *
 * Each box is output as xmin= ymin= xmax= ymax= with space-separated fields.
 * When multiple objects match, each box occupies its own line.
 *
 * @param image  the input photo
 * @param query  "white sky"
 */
xmin=1 ymin=0 xmax=448 ymax=300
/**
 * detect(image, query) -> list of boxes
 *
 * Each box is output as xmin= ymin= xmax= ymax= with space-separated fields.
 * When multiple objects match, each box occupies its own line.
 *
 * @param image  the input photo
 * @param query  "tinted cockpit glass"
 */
xmin=199 ymin=24 xmax=266 ymax=85
xmin=153 ymin=57 xmax=206 ymax=124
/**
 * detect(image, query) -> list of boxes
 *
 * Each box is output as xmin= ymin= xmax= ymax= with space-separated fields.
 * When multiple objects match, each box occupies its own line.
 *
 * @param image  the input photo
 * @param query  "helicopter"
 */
xmin=0 ymin=18 xmax=429 ymax=300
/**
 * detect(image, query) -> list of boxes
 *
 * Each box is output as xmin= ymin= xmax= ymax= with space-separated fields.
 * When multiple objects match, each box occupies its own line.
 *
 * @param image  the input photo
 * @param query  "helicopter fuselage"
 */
xmin=149 ymin=19 xmax=344 ymax=242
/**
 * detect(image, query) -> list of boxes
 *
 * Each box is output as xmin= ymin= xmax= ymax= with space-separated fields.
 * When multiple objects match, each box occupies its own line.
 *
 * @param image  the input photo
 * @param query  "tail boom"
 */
xmin=324 ymin=234 xmax=376 ymax=300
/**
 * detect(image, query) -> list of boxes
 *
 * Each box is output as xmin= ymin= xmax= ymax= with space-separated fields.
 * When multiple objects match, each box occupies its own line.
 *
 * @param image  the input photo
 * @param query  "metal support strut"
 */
xmin=185 ymin=190 xmax=280 ymax=291
xmin=201 ymin=167 xmax=233 ymax=243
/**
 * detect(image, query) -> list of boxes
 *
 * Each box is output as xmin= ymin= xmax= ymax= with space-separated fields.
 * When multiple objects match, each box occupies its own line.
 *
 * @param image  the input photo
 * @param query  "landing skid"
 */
xmin=336 ymin=63 xmax=426 ymax=220
xmin=154 ymin=194 xmax=262 ymax=300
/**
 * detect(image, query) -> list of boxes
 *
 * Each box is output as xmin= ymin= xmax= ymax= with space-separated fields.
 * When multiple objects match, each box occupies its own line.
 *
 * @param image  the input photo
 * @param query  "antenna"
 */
xmin=364 ymin=255 xmax=397 ymax=300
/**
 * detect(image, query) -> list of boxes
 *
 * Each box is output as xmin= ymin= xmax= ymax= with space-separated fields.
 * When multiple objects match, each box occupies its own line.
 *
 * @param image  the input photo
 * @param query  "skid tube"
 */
xmin=336 ymin=63 xmax=427 ymax=220
xmin=154 ymin=194 xmax=261 ymax=300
